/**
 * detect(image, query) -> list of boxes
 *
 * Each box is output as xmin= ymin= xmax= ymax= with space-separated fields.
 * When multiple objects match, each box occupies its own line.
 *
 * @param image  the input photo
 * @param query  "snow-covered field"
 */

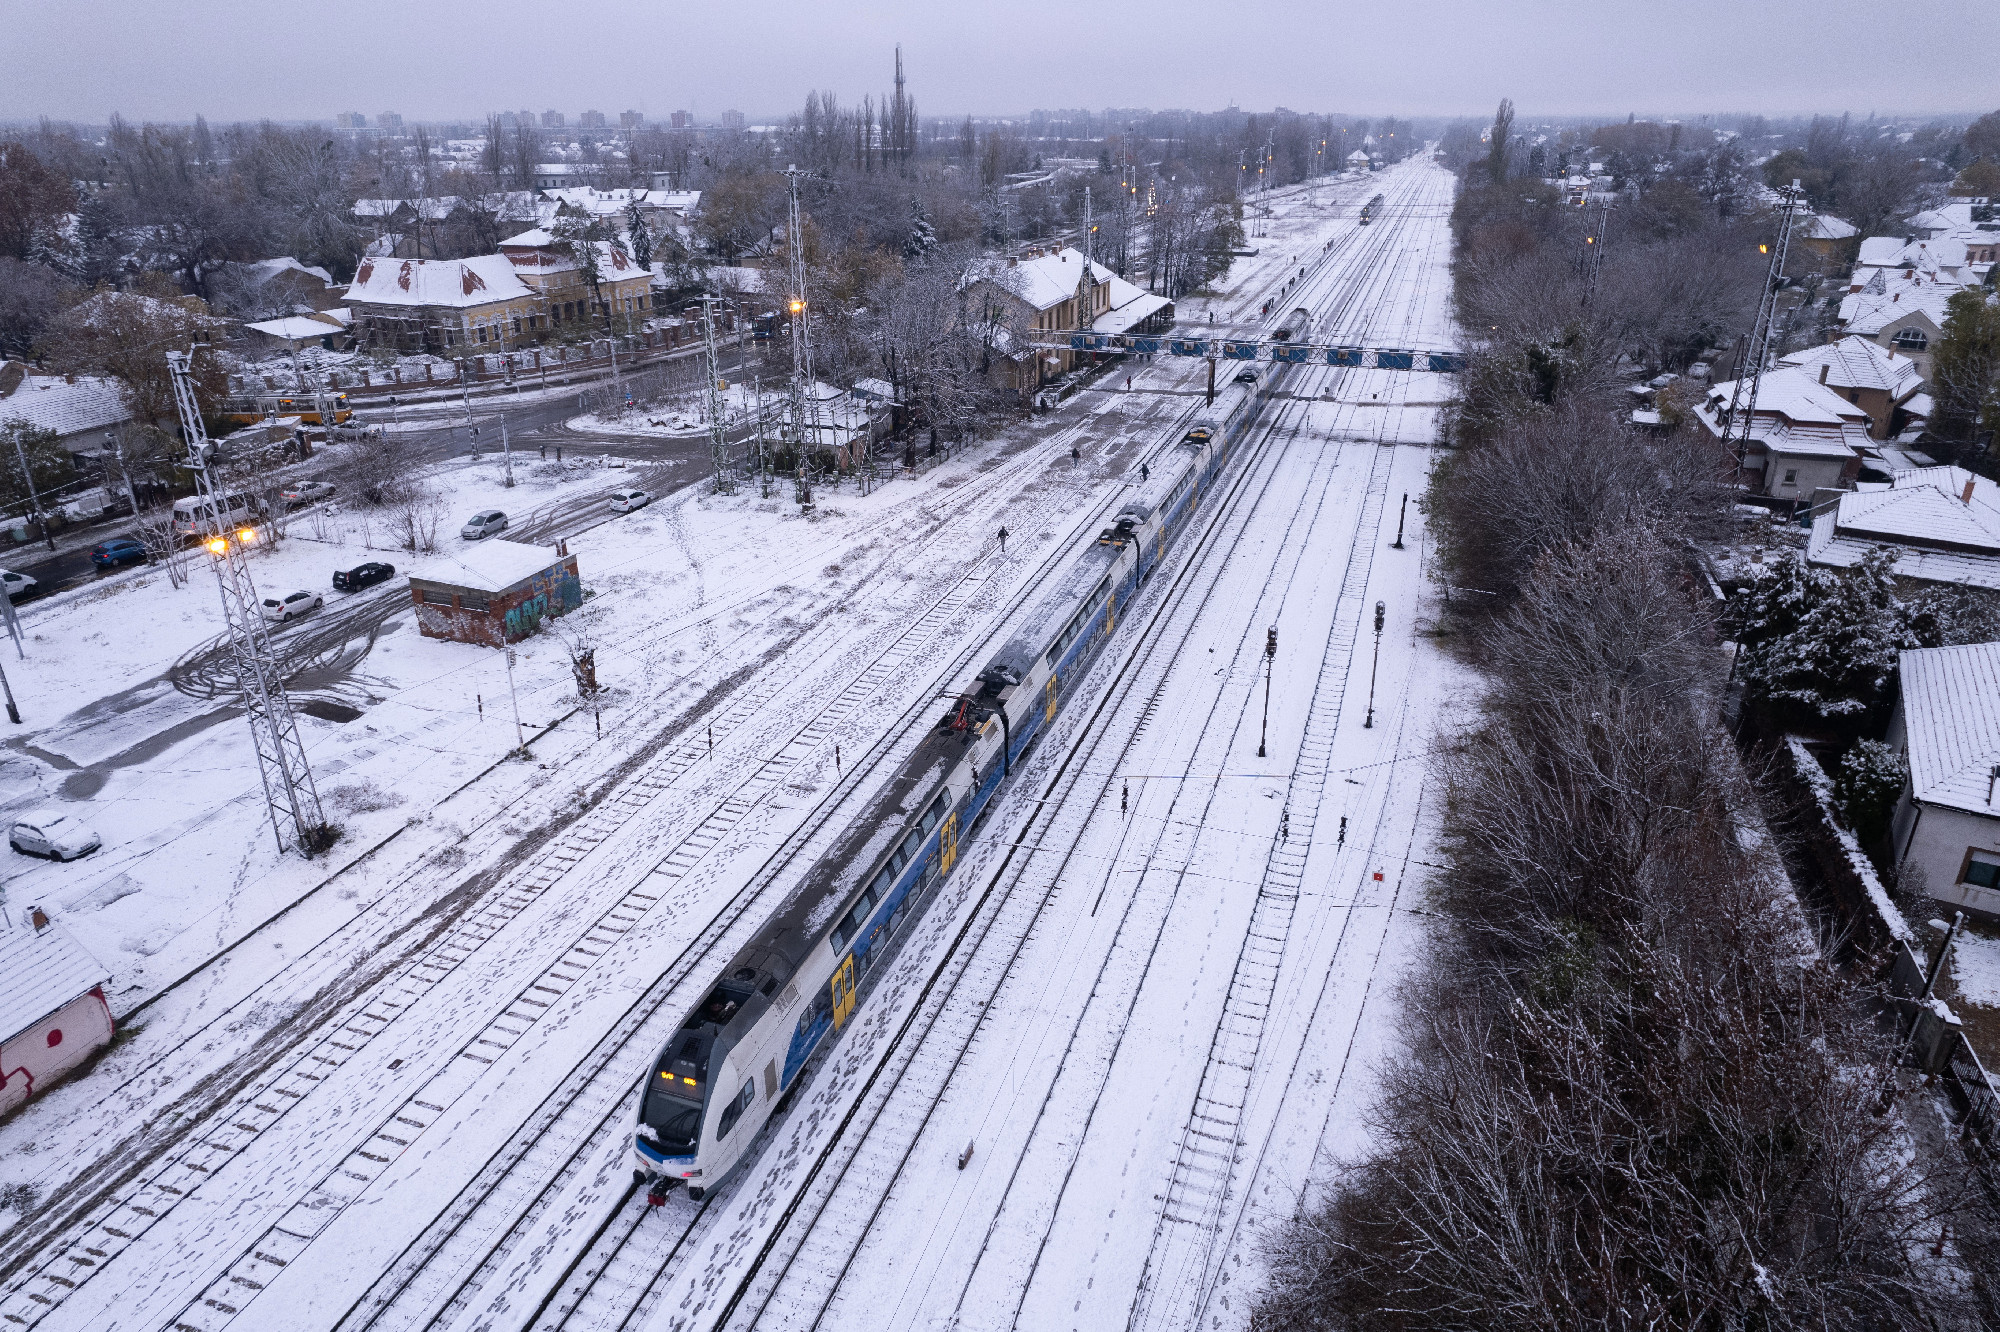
xmin=0 ymin=157 xmax=1463 ymax=1332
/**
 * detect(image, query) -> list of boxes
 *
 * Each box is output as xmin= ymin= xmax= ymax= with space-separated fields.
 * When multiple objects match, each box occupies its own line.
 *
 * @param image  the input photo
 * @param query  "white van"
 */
xmin=171 ymin=491 xmax=261 ymax=538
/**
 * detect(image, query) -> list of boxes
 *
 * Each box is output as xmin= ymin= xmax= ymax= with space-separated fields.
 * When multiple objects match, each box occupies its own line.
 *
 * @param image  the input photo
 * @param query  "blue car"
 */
xmin=90 ymin=538 xmax=147 ymax=570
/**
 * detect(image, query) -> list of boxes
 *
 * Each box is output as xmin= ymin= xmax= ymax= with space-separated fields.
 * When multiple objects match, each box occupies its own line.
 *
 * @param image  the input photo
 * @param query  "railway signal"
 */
xmin=1364 ymin=601 xmax=1385 ymax=729
xmin=1258 ymin=626 xmax=1277 ymax=758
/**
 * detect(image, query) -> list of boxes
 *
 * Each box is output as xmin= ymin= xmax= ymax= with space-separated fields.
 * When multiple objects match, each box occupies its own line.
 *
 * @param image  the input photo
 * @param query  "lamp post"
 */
xmin=1364 ymin=600 xmax=1385 ymax=729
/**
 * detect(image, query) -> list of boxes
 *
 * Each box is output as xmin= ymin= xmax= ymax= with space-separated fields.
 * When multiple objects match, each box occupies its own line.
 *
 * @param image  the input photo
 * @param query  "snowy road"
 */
xmin=0 ymin=158 xmax=1462 ymax=1332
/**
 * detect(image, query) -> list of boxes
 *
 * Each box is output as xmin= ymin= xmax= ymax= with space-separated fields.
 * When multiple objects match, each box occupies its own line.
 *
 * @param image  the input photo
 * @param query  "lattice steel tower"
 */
xmin=783 ymin=164 xmax=821 ymax=506
xmin=168 ymin=350 xmax=331 ymax=856
xmin=701 ymin=294 xmax=736 ymax=493
xmin=1720 ymin=181 xmax=1806 ymax=479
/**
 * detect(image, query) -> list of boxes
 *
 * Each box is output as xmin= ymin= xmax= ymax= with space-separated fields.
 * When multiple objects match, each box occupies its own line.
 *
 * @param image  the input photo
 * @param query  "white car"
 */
xmin=461 ymin=510 xmax=509 ymax=540
xmin=0 ymin=569 xmax=35 ymax=600
xmin=610 ymin=488 xmax=651 ymax=513
xmin=260 ymin=589 xmax=323 ymax=623
xmin=283 ymin=481 xmax=337 ymax=507
xmin=9 ymin=811 xmax=101 ymax=861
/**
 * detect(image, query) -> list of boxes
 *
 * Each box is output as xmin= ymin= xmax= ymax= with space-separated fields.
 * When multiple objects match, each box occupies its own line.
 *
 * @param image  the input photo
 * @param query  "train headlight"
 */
xmin=683 ymin=1076 xmax=698 ymax=1087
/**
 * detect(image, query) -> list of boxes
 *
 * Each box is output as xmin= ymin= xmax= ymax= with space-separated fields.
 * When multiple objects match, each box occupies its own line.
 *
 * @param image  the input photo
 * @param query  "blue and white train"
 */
xmin=634 ymin=380 xmax=1261 ymax=1202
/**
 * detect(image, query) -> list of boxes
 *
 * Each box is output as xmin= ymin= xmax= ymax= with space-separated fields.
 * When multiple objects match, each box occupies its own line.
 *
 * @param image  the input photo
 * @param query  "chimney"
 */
xmin=1819 ymin=364 xmax=1829 ymax=384
xmin=1964 ymin=478 xmax=1977 ymax=505
xmin=30 ymin=905 xmax=48 ymax=932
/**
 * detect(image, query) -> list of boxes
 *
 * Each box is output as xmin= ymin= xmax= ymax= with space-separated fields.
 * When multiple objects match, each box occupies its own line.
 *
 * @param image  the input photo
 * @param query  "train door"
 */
xmin=830 ymin=954 xmax=857 ymax=1029
xmin=1045 ymin=675 xmax=1059 ymax=722
xmin=939 ymin=812 xmax=960 ymax=874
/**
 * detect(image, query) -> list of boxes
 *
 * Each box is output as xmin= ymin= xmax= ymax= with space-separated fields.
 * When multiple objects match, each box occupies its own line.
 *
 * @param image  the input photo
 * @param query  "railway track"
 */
xmin=0 ymin=382 xmax=1198 ymax=1332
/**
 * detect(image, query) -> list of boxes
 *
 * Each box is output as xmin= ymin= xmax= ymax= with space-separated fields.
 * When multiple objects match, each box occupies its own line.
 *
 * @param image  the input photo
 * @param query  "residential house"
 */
xmin=344 ymin=254 xmax=539 ymax=353
xmin=0 ymin=912 xmax=114 ymax=1114
xmin=1797 ymin=213 xmax=1858 ymax=264
xmin=1808 ymin=466 xmax=2000 ymax=591
xmin=962 ymin=247 xmax=1123 ymax=389
xmin=206 ymin=257 xmax=343 ymax=320
xmin=0 ymin=360 xmax=133 ymax=462
xmin=1694 ymin=366 xmax=1869 ymax=502
xmin=1888 ymin=641 xmax=2000 ymax=918
xmin=1837 ymin=281 xmax=1957 ymax=378
xmin=496 ymin=229 xmax=654 ymax=333
xmin=1776 ymin=336 xmax=1927 ymax=440
xmin=244 ymin=312 xmax=352 ymax=353
xmin=542 ymin=186 xmax=701 ymax=233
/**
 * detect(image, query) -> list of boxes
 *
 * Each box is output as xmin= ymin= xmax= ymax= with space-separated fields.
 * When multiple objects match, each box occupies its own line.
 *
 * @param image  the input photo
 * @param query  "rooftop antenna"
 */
xmin=167 ymin=350 xmax=331 ymax=857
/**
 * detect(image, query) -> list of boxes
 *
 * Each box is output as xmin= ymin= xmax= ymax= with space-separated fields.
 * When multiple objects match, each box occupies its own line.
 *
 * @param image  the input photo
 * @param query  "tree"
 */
xmin=1728 ymin=549 xmax=1918 ymax=724
xmin=1964 ymin=109 xmax=2000 ymax=165
xmin=1928 ymin=288 xmax=2000 ymax=458
xmin=1952 ymin=157 xmax=2000 ymax=198
xmin=0 ymin=142 xmax=75 ymax=262
xmin=0 ymin=421 xmax=73 ymax=522
xmin=34 ymin=285 xmax=229 ymax=433
xmin=625 ymin=198 xmax=653 ymax=273
xmin=1488 ymin=98 xmax=1514 ymax=185
xmin=1835 ymin=739 xmax=1907 ymax=852
xmin=902 ymin=195 xmax=938 ymax=260
xmin=0 ymin=258 xmax=69 ymax=357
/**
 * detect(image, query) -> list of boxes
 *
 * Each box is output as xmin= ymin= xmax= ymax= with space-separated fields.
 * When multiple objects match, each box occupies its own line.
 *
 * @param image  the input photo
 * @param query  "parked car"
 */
xmin=610 ymin=488 xmax=651 ymax=513
xmin=260 ymin=589 xmax=323 ymax=623
xmin=460 ymin=510 xmax=508 ymax=540
xmin=283 ymin=481 xmax=337 ymax=507
xmin=0 ymin=569 xmax=35 ymax=600
xmin=90 ymin=538 xmax=147 ymax=570
xmin=9 ymin=811 xmax=101 ymax=861
xmin=332 ymin=561 xmax=395 ymax=592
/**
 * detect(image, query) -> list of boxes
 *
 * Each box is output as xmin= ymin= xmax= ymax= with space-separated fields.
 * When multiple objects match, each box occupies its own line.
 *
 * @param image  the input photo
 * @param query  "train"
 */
xmin=634 ymin=379 xmax=1264 ymax=1203
xmin=1273 ymin=307 xmax=1314 ymax=344
xmin=1358 ymin=193 xmax=1385 ymax=226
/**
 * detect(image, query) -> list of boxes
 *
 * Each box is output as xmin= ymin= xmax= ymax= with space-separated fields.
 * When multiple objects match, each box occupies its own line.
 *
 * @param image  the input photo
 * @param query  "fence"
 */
xmin=1775 ymin=738 xmax=2000 ymax=1148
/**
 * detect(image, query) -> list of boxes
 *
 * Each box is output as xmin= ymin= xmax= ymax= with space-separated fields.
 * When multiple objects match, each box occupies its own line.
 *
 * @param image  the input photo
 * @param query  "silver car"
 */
xmin=10 ymin=811 xmax=102 ymax=861
xmin=461 ymin=510 xmax=509 ymax=540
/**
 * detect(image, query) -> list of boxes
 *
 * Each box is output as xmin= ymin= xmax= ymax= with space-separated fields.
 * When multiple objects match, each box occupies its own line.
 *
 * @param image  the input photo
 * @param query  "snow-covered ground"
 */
xmin=0 ymin=158 xmax=1462 ymax=1332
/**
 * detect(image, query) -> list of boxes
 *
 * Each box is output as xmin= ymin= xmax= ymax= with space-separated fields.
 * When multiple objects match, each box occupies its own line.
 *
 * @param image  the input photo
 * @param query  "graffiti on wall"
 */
xmin=503 ymin=565 xmax=583 ymax=640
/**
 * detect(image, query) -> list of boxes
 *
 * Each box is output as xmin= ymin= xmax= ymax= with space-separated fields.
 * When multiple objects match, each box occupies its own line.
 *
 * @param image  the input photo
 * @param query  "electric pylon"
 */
xmin=1721 ymin=181 xmax=1806 ymax=481
xmin=701 ymin=294 xmax=736 ymax=493
xmin=783 ymin=164 xmax=819 ymax=507
xmin=168 ymin=350 xmax=331 ymax=856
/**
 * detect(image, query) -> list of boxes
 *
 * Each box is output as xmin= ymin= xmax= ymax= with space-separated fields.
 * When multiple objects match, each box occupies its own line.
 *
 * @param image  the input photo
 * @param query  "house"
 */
xmin=1848 ymin=236 xmax=1974 ymax=295
xmin=244 ymin=312 xmax=352 ymax=354
xmin=1797 ymin=213 xmax=1858 ymax=264
xmin=407 ymin=540 xmax=581 ymax=646
xmin=962 ymin=247 xmax=1121 ymax=388
xmin=1694 ymin=366 xmax=1869 ymax=501
xmin=1808 ymin=466 xmax=2000 ymax=591
xmin=1889 ymin=641 xmax=2000 ymax=918
xmin=0 ymin=360 xmax=133 ymax=462
xmin=496 ymin=229 xmax=654 ymax=334
xmin=1776 ymin=336 xmax=1927 ymax=440
xmin=1 ymin=910 xmax=114 ymax=1115
xmin=1837 ymin=283 xmax=1956 ymax=379
xmin=542 ymin=186 xmax=701 ymax=230
xmin=207 ymin=257 xmax=343 ymax=320
xmin=344 ymin=254 xmax=540 ymax=354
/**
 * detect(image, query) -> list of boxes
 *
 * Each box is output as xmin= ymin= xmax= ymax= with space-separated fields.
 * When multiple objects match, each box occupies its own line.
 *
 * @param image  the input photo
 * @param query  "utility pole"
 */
xmin=1363 ymin=600 xmax=1385 ymax=729
xmin=1721 ymin=181 xmax=1805 ymax=485
xmin=8 ymin=429 xmax=56 ymax=551
xmin=1258 ymin=626 xmax=1277 ymax=758
xmin=504 ymin=646 xmax=526 ymax=756
xmin=501 ymin=410 xmax=513 ymax=488
xmin=1391 ymin=493 xmax=1408 ymax=549
xmin=784 ymin=165 xmax=818 ymax=509
xmin=702 ymin=293 xmax=735 ymax=493
xmin=1580 ymin=199 xmax=1611 ymax=311
xmin=167 ymin=349 xmax=331 ymax=856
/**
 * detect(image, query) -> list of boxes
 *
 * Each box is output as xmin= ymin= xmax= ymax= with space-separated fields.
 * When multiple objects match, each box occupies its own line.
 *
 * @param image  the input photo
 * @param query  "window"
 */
xmin=1893 ymin=327 xmax=1930 ymax=352
xmin=421 ymin=588 xmax=453 ymax=606
xmin=463 ymin=593 xmax=490 ymax=612
xmin=1965 ymin=850 xmax=2000 ymax=890
xmin=1782 ymin=469 xmax=1798 ymax=485
xmin=716 ymin=1079 xmax=756 ymax=1138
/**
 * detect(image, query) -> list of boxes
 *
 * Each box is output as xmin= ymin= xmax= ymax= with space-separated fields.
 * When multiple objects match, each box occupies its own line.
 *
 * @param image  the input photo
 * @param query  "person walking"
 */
xmin=998 ymin=526 xmax=1009 ymax=553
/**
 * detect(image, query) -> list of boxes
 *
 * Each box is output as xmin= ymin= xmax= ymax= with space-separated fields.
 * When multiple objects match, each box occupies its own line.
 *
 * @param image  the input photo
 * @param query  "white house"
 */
xmin=1695 ymin=366 xmax=1869 ymax=501
xmin=1808 ymin=466 xmax=2000 ymax=591
xmin=1 ymin=911 xmax=113 ymax=1114
xmin=1890 ymin=641 xmax=2000 ymax=917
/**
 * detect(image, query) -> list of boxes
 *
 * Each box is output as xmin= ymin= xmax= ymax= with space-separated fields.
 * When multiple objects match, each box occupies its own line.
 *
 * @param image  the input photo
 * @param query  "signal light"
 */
xmin=788 ymin=300 xmax=805 ymax=314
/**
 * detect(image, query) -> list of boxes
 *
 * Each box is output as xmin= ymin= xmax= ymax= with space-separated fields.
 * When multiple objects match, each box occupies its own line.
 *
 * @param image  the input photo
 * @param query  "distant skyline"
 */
xmin=5 ymin=0 xmax=1997 ymax=125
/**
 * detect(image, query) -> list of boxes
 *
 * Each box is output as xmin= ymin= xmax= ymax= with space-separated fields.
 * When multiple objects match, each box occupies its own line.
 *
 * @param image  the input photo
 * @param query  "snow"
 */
xmin=0 ymin=371 xmax=131 ymax=439
xmin=0 ymin=157 xmax=1463 ymax=1332
xmin=1895 ymin=643 xmax=2000 ymax=819
xmin=1810 ymin=465 xmax=2000 ymax=590
xmin=0 ymin=919 xmax=108 ymax=1041
xmin=406 ymin=537 xmax=566 ymax=593
xmin=1953 ymin=932 xmax=2000 ymax=1008
xmin=346 ymin=254 xmax=531 ymax=308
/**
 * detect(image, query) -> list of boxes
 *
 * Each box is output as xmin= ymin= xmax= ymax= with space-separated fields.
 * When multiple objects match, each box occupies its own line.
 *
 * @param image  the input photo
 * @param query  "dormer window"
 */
xmin=1893 ymin=328 xmax=1929 ymax=352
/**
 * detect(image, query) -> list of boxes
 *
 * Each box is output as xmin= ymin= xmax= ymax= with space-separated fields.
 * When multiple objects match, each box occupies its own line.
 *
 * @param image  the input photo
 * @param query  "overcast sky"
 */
xmin=5 ymin=0 xmax=1997 ymax=126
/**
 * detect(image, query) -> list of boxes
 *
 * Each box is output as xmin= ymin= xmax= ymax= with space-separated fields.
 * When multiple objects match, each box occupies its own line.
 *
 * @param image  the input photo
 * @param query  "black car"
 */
xmin=333 ymin=561 xmax=395 ymax=592
xmin=90 ymin=538 xmax=148 ymax=570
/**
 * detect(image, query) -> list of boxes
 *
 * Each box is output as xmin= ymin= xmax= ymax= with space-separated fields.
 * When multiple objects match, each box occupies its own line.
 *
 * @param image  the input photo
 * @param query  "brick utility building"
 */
xmin=2 ymin=912 xmax=113 ymax=1114
xmin=407 ymin=540 xmax=581 ymax=647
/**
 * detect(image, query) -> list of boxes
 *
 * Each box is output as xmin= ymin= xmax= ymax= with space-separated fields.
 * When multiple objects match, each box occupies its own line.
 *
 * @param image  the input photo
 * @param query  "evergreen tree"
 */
xmin=625 ymin=198 xmax=653 ymax=273
xmin=1928 ymin=287 xmax=2000 ymax=458
xmin=902 ymin=195 xmax=937 ymax=260
xmin=1728 ymin=549 xmax=1918 ymax=721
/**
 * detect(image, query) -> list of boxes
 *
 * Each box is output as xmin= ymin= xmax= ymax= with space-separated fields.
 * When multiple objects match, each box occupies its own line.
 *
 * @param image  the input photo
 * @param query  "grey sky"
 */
xmin=5 ymin=0 xmax=1997 ymax=125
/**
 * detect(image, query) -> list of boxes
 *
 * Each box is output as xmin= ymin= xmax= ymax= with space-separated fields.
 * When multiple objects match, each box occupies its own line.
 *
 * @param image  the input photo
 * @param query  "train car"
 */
xmin=634 ymin=381 xmax=1261 ymax=1203
xmin=1273 ymin=307 xmax=1313 ymax=344
xmin=1358 ymin=192 xmax=1385 ymax=226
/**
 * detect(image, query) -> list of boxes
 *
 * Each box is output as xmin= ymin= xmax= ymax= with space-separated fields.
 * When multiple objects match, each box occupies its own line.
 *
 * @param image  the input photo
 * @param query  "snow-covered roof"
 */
xmin=0 ymin=918 xmax=109 ymax=1043
xmin=1838 ymin=285 xmax=1957 ymax=338
xmin=1801 ymin=214 xmax=1858 ymax=241
xmin=708 ymin=265 xmax=770 ymax=294
xmin=0 ymin=371 xmax=130 ymax=438
xmin=1778 ymin=336 xmax=1925 ymax=400
xmin=1091 ymin=272 xmax=1172 ymax=336
xmin=245 ymin=315 xmax=345 ymax=342
xmin=499 ymin=227 xmax=558 ymax=248
xmin=1699 ymin=368 xmax=1869 ymax=460
xmin=353 ymin=198 xmax=403 ymax=218
xmin=1897 ymin=641 xmax=2000 ymax=819
xmin=1809 ymin=466 xmax=2000 ymax=590
xmin=851 ymin=377 xmax=897 ymax=402
xmin=346 ymin=254 xmax=532 ymax=309
xmin=972 ymin=247 xmax=1116 ymax=313
xmin=408 ymin=538 xmax=568 ymax=593
xmin=1909 ymin=203 xmax=1975 ymax=238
